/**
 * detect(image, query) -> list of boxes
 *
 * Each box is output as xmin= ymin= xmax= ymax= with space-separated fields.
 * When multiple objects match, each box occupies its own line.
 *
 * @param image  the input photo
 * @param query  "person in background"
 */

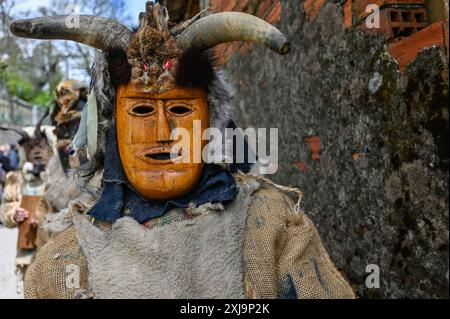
xmin=0 ymin=144 xmax=13 ymax=172
xmin=0 ymin=144 xmax=11 ymax=211
xmin=8 ymin=143 xmax=20 ymax=171
xmin=0 ymin=154 xmax=6 ymax=221
xmin=0 ymin=100 xmax=83 ymax=294
xmin=0 ymin=114 xmax=54 ymax=293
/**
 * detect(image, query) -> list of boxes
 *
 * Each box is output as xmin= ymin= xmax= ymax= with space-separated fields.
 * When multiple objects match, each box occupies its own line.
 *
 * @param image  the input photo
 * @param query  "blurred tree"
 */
xmin=47 ymin=0 xmax=131 ymax=77
xmin=1 ymin=0 xmax=60 ymax=109
xmin=0 ymin=0 xmax=23 ymax=75
xmin=0 ymin=0 xmax=14 ymax=35
xmin=1 ymin=0 xmax=132 ymax=117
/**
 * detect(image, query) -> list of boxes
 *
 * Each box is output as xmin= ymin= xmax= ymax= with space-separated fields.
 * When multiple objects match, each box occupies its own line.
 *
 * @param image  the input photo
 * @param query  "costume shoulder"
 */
xmin=243 ymin=186 xmax=355 ymax=299
xmin=24 ymin=225 xmax=90 ymax=299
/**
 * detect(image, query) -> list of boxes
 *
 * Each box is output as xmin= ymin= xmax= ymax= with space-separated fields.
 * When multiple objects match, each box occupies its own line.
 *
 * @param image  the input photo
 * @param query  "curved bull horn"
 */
xmin=34 ymin=108 xmax=50 ymax=140
xmin=0 ymin=126 xmax=30 ymax=141
xmin=10 ymin=15 xmax=132 ymax=52
xmin=175 ymin=12 xmax=290 ymax=55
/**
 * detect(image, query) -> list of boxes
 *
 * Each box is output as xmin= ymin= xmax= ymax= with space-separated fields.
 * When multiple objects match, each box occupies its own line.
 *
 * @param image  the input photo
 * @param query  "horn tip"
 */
xmin=9 ymin=20 xmax=30 ymax=37
xmin=9 ymin=20 xmax=19 ymax=34
xmin=280 ymin=42 xmax=290 ymax=55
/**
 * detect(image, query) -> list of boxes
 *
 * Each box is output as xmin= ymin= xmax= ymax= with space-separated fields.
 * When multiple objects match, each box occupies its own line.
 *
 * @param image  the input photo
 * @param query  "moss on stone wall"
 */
xmin=225 ymin=0 xmax=449 ymax=298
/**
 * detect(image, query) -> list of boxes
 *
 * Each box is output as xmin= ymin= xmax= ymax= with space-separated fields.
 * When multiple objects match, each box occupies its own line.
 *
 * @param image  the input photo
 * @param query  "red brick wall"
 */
xmin=208 ymin=0 xmax=448 ymax=69
xmin=209 ymin=0 xmax=282 ymax=65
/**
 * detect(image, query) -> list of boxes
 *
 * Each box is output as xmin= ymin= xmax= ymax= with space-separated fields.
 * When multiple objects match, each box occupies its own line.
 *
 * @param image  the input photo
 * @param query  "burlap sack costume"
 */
xmin=24 ymin=174 xmax=354 ymax=299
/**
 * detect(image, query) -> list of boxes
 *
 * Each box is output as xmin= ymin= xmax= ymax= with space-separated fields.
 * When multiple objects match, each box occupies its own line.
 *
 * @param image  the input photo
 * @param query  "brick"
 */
xmin=210 ymin=0 xmax=236 ymax=13
xmin=239 ymin=42 xmax=254 ymax=55
xmin=256 ymin=0 xmax=275 ymax=18
xmin=214 ymin=43 xmax=230 ymax=65
xmin=305 ymin=136 xmax=321 ymax=161
xmin=210 ymin=0 xmax=224 ymax=12
xmin=388 ymin=21 xmax=448 ymax=70
xmin=209 ymin=0 xmax=283 ymax=61
xmin=304 ymin=0 xmax=326 ymax=21
xmin=343 ymin=0 xmax=353 ymax=29
xmin=354 ymin=0 xmax=425 ymax=21
xmin=234 ymin=0 xmax=251 ymax=13
xmin=217 ymin=42 xmax=242 ymax=65
xmin=293 ymin=161 xmax=308 ymax=173
xmin=359 ymin=7 xmax=429 ymax=41
xmin=222 ymin=1 xmax=237 ymax=12
xmin=265 ymin=1 xmax=282 ymax=24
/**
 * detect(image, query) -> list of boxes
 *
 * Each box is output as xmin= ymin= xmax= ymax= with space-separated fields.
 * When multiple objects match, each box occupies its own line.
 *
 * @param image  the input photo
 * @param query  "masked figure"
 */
xmin=0 ymin=114 xmax=55 ymax=289
xmin=0 ymin=108 xmax=82 ymax=294
xmin=51 ymin=79 xmax=88 ymax=172
xmin=11 ymin=2 xmax=355 ymax=299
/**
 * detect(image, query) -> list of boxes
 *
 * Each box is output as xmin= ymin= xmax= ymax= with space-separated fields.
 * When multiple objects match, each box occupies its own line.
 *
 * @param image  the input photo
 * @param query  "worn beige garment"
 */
xmin=242 ymin=187 xmax=355 ymax=299
xmin=0 ymin=171 xmax=22 ymax=228
xmin=0 ymin=171 xmax=49 ymax=266
xmin=0 ymin=152 xmax=81 ymax=267
xmin=25 ymin=177 xmax=355 ymax=299
xmin=43 ymin=152 xmax=81 ymax=212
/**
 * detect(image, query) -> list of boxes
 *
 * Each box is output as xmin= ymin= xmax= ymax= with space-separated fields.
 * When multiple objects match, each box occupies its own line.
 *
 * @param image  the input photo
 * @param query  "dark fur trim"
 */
xmin=175 ymin=48 xmax=216 ymax=90
xmin=50 ymin=101 xmax=60 ymax=126
xmin=107 ymin=49 xmax=132 ymax=88
xmin=107 ymin=47 xmax=217 ymax=90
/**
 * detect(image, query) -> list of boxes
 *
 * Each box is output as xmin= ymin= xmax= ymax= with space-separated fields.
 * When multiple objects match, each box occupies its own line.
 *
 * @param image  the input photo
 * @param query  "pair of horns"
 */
xmin=10 ymin=8 xmax=290 ymax=55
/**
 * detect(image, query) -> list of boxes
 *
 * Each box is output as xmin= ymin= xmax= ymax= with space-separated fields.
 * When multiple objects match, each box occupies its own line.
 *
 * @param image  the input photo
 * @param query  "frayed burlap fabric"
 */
xmin=243 ymin=188 xmax=355 ymax=299
xmin=24 ymin=226 xmax=89 ymax=299
xmin=25 ymin=185 xmax=354 ymax=299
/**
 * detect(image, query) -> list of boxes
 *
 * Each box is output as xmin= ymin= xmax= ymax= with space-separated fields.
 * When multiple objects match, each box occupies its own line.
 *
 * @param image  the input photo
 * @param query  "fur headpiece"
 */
xmin=52 ymin=79 xmax=88 ymax=140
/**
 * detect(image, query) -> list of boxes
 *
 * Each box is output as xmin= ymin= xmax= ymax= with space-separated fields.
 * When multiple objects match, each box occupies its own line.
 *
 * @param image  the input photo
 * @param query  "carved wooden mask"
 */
xmin=116 ymin=82 xmax=210 ymax=200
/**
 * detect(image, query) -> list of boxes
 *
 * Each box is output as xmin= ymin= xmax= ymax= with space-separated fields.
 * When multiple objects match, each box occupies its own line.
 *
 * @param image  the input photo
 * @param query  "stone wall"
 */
xmin=209 ymin=0 xmax=449 ymax=298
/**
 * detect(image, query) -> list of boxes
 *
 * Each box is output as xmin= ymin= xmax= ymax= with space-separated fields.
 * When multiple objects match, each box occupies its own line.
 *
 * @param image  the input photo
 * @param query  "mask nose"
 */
xmin=156 ymin=101 xmax=171 ymax=142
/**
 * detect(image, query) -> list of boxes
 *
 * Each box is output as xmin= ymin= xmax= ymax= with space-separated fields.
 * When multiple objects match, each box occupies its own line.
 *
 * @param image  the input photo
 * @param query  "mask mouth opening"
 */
xmin=145 ymin=152 xmax=179 ymax=161
xmin=140 ymin=147 xmax=184 ymax=163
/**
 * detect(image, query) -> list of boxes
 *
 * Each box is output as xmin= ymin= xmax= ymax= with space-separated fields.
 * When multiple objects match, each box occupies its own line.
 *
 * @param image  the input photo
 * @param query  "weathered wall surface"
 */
xmin=216 ymin=0 xmax=448 ymax=298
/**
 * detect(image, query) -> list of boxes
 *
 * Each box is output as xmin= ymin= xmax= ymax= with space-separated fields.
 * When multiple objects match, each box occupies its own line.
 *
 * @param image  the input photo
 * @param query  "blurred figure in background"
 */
xmin=51 ymin=79 xmax=88 ymax=172
xmin=8 ymin=143 xmax=20 ymax=171
xmin=0 ymin=144 xmax=14 ymax=172
xmin=0 ymin=78 xmax=87 ymax=294
xmin=0 ymin=113 xmax=55 ymax=292
xmin=0 ymin=145 xmax=7 ymax=217
xmin=0 ymin=144 xmax=20 ymax=222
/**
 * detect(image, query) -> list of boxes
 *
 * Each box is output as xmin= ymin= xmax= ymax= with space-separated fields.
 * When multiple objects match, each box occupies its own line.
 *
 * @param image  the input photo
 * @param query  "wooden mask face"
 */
xmin=116 ymin=83 xmax=210 ymax=200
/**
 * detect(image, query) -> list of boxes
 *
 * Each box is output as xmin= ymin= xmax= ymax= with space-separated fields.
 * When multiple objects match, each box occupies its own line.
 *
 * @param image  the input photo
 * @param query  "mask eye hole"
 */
xmin=167 ymin=105 xmax=193 ymax=116
xmin=130 ymin=105 xmax=155 ymax=116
